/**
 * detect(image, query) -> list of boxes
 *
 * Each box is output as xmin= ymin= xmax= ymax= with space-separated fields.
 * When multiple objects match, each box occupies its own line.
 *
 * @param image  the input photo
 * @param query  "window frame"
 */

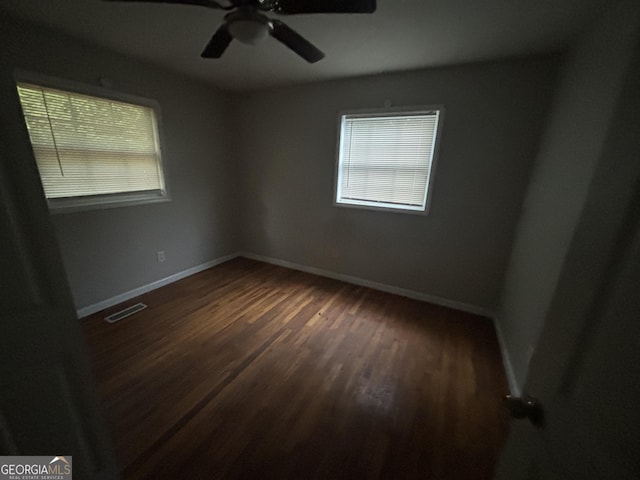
xmin=333 ymin=105 xmax=444 ymax=215
xmin=14 ymin=70 xmax=170 ymax=214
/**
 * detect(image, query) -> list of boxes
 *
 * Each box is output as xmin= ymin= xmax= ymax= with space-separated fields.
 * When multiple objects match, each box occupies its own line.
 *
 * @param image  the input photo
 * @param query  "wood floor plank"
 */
xmin=82 ymin=258 xmax=510 ymax=479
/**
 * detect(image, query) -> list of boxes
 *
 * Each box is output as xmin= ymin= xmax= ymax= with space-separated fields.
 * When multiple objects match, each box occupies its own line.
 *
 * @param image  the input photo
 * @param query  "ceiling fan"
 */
xmin=105 ymin=0 xmax=377 ymax=63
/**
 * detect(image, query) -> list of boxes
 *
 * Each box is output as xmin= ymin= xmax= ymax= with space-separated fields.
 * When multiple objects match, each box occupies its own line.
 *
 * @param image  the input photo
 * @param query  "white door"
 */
xmin=0 ymin=73 xmax=118 ymax=478
xmin=495 ymin=40 xmax=640 ymax=480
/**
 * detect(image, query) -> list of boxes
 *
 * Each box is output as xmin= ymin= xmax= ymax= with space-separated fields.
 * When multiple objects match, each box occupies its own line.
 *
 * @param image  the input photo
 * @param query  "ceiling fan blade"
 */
xmin=274 ymin=0 xmax=376 ymax=14
xmin=201 ymin=25 xmax=233 ymax=58
xmin=103 ymin=0 xmax=233 ymax=10
xmin=269 ymin=20 xmax=324 ymax=63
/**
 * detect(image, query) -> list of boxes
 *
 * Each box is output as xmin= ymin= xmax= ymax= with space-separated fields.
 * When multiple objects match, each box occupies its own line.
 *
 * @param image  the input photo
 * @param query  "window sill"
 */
xmin=333 ymin=200 xmax=430 ymax=216
xmin=48 ymin=191 xmax=170 ymax=215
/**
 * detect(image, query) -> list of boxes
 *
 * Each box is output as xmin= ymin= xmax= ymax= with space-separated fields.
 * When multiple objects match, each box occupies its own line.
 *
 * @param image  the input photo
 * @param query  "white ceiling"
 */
xmin=0 ymin=0 xmax=609 ymax=91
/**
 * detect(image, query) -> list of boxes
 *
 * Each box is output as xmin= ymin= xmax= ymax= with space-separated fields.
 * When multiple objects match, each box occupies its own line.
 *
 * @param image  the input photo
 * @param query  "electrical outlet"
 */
xmin=157 ymin=250 xmax=166 ymax=263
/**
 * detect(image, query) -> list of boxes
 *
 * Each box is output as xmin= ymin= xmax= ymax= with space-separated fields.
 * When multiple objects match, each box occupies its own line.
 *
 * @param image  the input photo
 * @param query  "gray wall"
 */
xmin=234 ymin=57 xmax=559 ymax=312
xmin=497 ymin=0 xmax=640 ymax=393
xmin=0 ymin=15 xmax=240 ymax=311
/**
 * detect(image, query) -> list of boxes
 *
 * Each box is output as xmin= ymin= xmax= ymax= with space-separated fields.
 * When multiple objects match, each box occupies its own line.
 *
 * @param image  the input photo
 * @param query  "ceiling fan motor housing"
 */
xmin=226 ymin=8 xmax=271 ymax=45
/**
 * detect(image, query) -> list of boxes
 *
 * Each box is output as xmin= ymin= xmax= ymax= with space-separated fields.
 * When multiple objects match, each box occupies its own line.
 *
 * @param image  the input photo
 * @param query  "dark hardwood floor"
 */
xmin=82 ymin=258 xmax=510 ymax=479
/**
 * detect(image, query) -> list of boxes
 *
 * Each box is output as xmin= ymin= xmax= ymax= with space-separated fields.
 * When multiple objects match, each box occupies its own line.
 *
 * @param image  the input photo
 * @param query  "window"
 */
xmin=335 ymin=108 xmax=442 ymax=213
xmin=16 ymin=79 xmax=167 ymax=212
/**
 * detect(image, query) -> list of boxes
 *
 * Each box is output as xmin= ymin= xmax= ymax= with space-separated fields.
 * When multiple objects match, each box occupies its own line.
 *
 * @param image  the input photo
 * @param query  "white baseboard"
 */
xmin=76 ymin=252 xmax=240 ymax=319
xmin=239 ymin=252 xmax=495 ymax=318
xmin=79 ymin=250 xmax=513 ymax=393
xmin=492 ymin=316 xmax=520 ymax=396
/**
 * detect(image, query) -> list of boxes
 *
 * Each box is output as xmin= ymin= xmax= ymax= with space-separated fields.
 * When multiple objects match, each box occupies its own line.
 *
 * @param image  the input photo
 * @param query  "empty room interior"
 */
xmin=1 ymin=0 xmax=639 ymax=479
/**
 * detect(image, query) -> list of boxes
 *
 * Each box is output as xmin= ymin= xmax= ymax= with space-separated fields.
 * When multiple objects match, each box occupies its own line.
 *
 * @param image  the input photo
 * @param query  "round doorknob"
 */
xmin=504 ymin=394 xmax=544 ymax=427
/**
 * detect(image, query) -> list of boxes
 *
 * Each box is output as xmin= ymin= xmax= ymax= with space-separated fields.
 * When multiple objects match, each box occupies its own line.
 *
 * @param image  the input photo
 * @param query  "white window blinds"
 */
xmin=16 ymin=82 xmax=165 ymax=204
xmin=336 ymin=110 xmax=440 ymax=212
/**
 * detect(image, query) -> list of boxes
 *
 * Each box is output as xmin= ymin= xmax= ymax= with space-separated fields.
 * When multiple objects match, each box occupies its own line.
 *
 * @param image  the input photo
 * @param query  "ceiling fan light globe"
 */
xmin=228 ymin=20 xmax=270 ymax=45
